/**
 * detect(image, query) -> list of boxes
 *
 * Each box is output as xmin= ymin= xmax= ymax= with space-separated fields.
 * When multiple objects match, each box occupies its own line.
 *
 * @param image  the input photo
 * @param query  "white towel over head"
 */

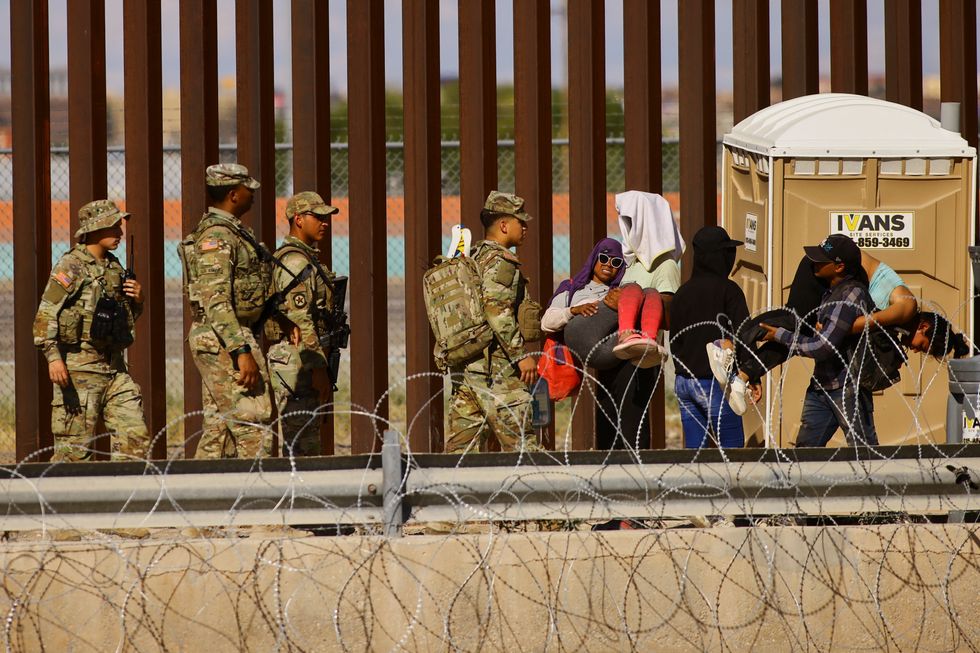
xmin=615 ymin=190 xmax=685 ymax=270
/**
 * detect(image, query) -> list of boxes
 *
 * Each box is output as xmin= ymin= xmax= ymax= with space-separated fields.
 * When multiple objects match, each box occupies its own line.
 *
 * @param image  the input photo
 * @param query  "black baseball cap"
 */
xmin=692 ymin=226 xmax=743 ymax=251
xmin=804 ymin=234 xmax=861 ymax=269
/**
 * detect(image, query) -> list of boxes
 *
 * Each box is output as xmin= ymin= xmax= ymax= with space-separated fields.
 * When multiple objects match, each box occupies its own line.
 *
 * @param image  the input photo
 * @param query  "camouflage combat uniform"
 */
xmin=267 ymin=192 xmax=339 ymax=457
xmin=181 ymin=164 xmax=274 ymax=458
xmin=446 ymin=192 xmax=540 ymax=453
xmin=33 ymin=200 xmax=148 ymax=461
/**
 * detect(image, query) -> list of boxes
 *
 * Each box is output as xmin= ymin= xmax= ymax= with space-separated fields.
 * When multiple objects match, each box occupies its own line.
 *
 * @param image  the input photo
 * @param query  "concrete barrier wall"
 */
xmin=1 ymin=524 xmax=978 ymax=651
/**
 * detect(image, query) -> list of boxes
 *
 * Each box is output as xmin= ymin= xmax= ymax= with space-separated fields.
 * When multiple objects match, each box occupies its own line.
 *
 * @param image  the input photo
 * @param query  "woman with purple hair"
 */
xmin=542 ymin=237 xmax=626 ymax=335
xmin=543 ymin=237 xmax=660 ymax=449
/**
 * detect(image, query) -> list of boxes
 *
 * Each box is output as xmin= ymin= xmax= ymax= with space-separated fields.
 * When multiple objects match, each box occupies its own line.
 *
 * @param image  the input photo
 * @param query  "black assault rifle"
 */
xmin=321 ymin=275 xmax=350 ymax=391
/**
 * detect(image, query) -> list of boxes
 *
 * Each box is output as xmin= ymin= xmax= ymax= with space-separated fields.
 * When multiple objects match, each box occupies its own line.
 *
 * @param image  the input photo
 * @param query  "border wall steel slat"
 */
xmin=123 ymin=0 xmax=167 ymax=458
xmin=11 ymin=0 xmax=53 ymax=462
xmin=733 ymin=0 xmax=770 ymax=123
xmin=829 ymin=0 xmax=869 ymax=95
xmin=458 ymin=0 xmax=498 ymax=236
xmin=939 ymin=0 xmax=979 ymax=150
xmin=884 ymin=0 xmax=923 ymax=110
xmin=403 ymin=0 xmax=444 ymax=453
xmin=780 ymin=0 xmax=819 ymax=100
xmin=939 ymin=0 xmax=980 ymax=345
xmin=567 ymin=0 xmax=607 ymax=280
xmin=66 ymin=0 xmax=107 ymax=238
xmin=67 ymin=0 xmax=111 ymax=459
xmin=291 ymin=0 xmax=336 ymax=454
xmin=567 ymin=0 xmax=606 ymax=451
xmin=624 ymin=0 xmax=665 ymax=450
xmin=346 ymin=0 xmax=388 ymax=454
xmin=515 ymin=0 xmax=555 ymax=449
xmin=624 ymin=0 xmax=663 ymax=194
xmin=178 ymin=0 xmax=218 ymax=457
xmin=290 ymin=0 xmax=332 ymax=200
xmin=235 ymin=0 xmax=276 ymax=248
xmin=678 ymin=0 xmax=716 ymax=277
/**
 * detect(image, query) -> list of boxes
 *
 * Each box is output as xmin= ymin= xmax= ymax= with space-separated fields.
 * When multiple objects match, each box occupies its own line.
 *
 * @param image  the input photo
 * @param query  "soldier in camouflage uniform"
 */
xmin=33 ymin=199 xmax=148 ymax=461
xmin=180 ymin=163 xmax=274 ymax=458
xmin=266 ymin=191 xmax=339 ymax=457
xmin=446 ymin=191 xmax=541 ymax=454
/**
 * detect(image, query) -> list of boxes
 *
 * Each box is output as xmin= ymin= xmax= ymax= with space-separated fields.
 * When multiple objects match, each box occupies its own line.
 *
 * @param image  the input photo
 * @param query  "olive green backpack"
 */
xmin=422 ymin=255 xmax=494 ymax=371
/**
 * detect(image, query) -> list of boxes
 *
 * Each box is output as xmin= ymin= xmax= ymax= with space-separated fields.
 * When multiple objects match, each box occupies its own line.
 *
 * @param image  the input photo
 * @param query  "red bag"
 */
xmin=537 ymin=336 xmax=582 ymax=400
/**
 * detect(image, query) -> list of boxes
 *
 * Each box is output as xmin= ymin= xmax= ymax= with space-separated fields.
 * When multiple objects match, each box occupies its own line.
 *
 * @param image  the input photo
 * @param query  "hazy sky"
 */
xmin=0 ymin=0 xmax=959 ymax=98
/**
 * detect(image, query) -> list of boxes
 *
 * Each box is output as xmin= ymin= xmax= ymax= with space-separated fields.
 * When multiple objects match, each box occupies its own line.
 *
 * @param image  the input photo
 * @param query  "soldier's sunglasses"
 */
xmin=597 ymin=253 xmax=624 ymax=268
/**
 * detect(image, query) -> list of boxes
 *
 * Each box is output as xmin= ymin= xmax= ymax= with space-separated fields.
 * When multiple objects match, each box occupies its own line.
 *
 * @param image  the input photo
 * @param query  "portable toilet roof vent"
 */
xmin=723 ymin=93 xmax=975 ymax=158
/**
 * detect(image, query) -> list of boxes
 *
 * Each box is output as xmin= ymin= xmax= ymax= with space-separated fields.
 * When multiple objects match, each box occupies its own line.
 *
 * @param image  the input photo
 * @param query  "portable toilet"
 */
xmin=721 ymin=93 xmax=976 ymax=447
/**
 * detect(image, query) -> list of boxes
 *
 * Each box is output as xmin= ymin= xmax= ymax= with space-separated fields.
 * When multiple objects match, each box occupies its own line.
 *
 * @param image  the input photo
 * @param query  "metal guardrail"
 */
xmin=1 ymin=436 xmax=979 ymax=534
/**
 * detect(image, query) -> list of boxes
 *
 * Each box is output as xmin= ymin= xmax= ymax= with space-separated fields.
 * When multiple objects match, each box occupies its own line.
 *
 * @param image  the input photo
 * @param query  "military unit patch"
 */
xmin=292 ymin=292 xmax=307 ymax=308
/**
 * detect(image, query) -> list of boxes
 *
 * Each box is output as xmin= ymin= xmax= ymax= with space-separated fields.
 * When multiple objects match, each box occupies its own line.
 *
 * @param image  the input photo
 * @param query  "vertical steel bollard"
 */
xmin=382 ymin=429 xmax=405 ymax=537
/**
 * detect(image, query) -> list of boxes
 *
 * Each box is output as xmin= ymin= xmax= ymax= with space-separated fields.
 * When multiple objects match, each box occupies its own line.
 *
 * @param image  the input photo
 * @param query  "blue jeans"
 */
xmin=674 ymin=376 xmax=745 ymax=449
xmin=796 ymin=384 xmax=878 ymax=447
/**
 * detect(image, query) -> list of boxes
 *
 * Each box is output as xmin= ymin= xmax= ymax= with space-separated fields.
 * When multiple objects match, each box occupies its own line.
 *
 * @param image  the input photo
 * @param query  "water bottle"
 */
xmin=531 ymin=378 xmax=552 ymax=427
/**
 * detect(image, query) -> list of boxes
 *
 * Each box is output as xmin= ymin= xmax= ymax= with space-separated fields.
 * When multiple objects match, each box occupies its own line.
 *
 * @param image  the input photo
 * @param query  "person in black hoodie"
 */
xmin=670 ymin=226 xmax=751 ymax=448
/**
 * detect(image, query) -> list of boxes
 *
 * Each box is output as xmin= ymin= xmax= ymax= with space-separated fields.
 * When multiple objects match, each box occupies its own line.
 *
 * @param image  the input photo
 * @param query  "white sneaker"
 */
xmin=706 ymin=341 xmax=735 ymax=389
xmin=727 ymin=376 xmax=748 ymax=416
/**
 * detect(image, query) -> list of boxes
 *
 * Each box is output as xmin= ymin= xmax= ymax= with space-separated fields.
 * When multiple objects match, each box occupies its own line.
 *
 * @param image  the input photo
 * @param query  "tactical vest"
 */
xmin=178 ymin=213 xmax=273 ymax=325
xmin=56 ymin=251 xmax=135 ymax=350
xmin=264 ymin=243 xmax=334 ymax=343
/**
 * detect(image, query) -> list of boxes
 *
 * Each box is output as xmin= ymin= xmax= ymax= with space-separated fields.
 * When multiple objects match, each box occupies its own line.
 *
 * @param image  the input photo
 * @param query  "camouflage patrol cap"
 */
xmin=74 ymin=199 xmax=131 ymax=239
xmin=286 ymin=191 xmax=339 ymax=219
xmin=205 ymin=163 xmax=261 ymax=190
xmin=484 ymin=190 xmax=532 ymax=222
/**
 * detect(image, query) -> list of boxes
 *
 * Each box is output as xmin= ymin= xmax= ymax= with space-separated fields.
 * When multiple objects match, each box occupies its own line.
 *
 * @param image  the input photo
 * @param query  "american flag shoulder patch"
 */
xmin=52 ymin=271 xmax=74 ymax=289
xmin=199 ymin=238 xmax=222 ymax=252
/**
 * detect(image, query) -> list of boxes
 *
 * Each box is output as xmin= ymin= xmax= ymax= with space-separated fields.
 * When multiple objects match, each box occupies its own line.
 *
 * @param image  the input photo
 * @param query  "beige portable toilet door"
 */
xmin=775 ymin=157 xmax=973 ymax=446
xmin=723 ymin=148 xmax=771 ymax=446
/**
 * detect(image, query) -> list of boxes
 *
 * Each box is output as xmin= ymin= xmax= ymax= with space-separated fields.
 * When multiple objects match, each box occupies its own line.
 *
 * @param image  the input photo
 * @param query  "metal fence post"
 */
xmin=829 ymin=0 xmax=869 ymax=95
xmin=780 ymin=0 xmax=819 ymax=101
xmin=347 ymin=0 xmax=389 ymax=454
xmin=403 ymin=0 xmax=444 ymax=454
xmin=11 ymin=0 xmax=53 ymax=462
xmin=178 ymin=0 xmax=218 ymax=457
xmin=382 ymin=429 xmax=405 ymax=537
